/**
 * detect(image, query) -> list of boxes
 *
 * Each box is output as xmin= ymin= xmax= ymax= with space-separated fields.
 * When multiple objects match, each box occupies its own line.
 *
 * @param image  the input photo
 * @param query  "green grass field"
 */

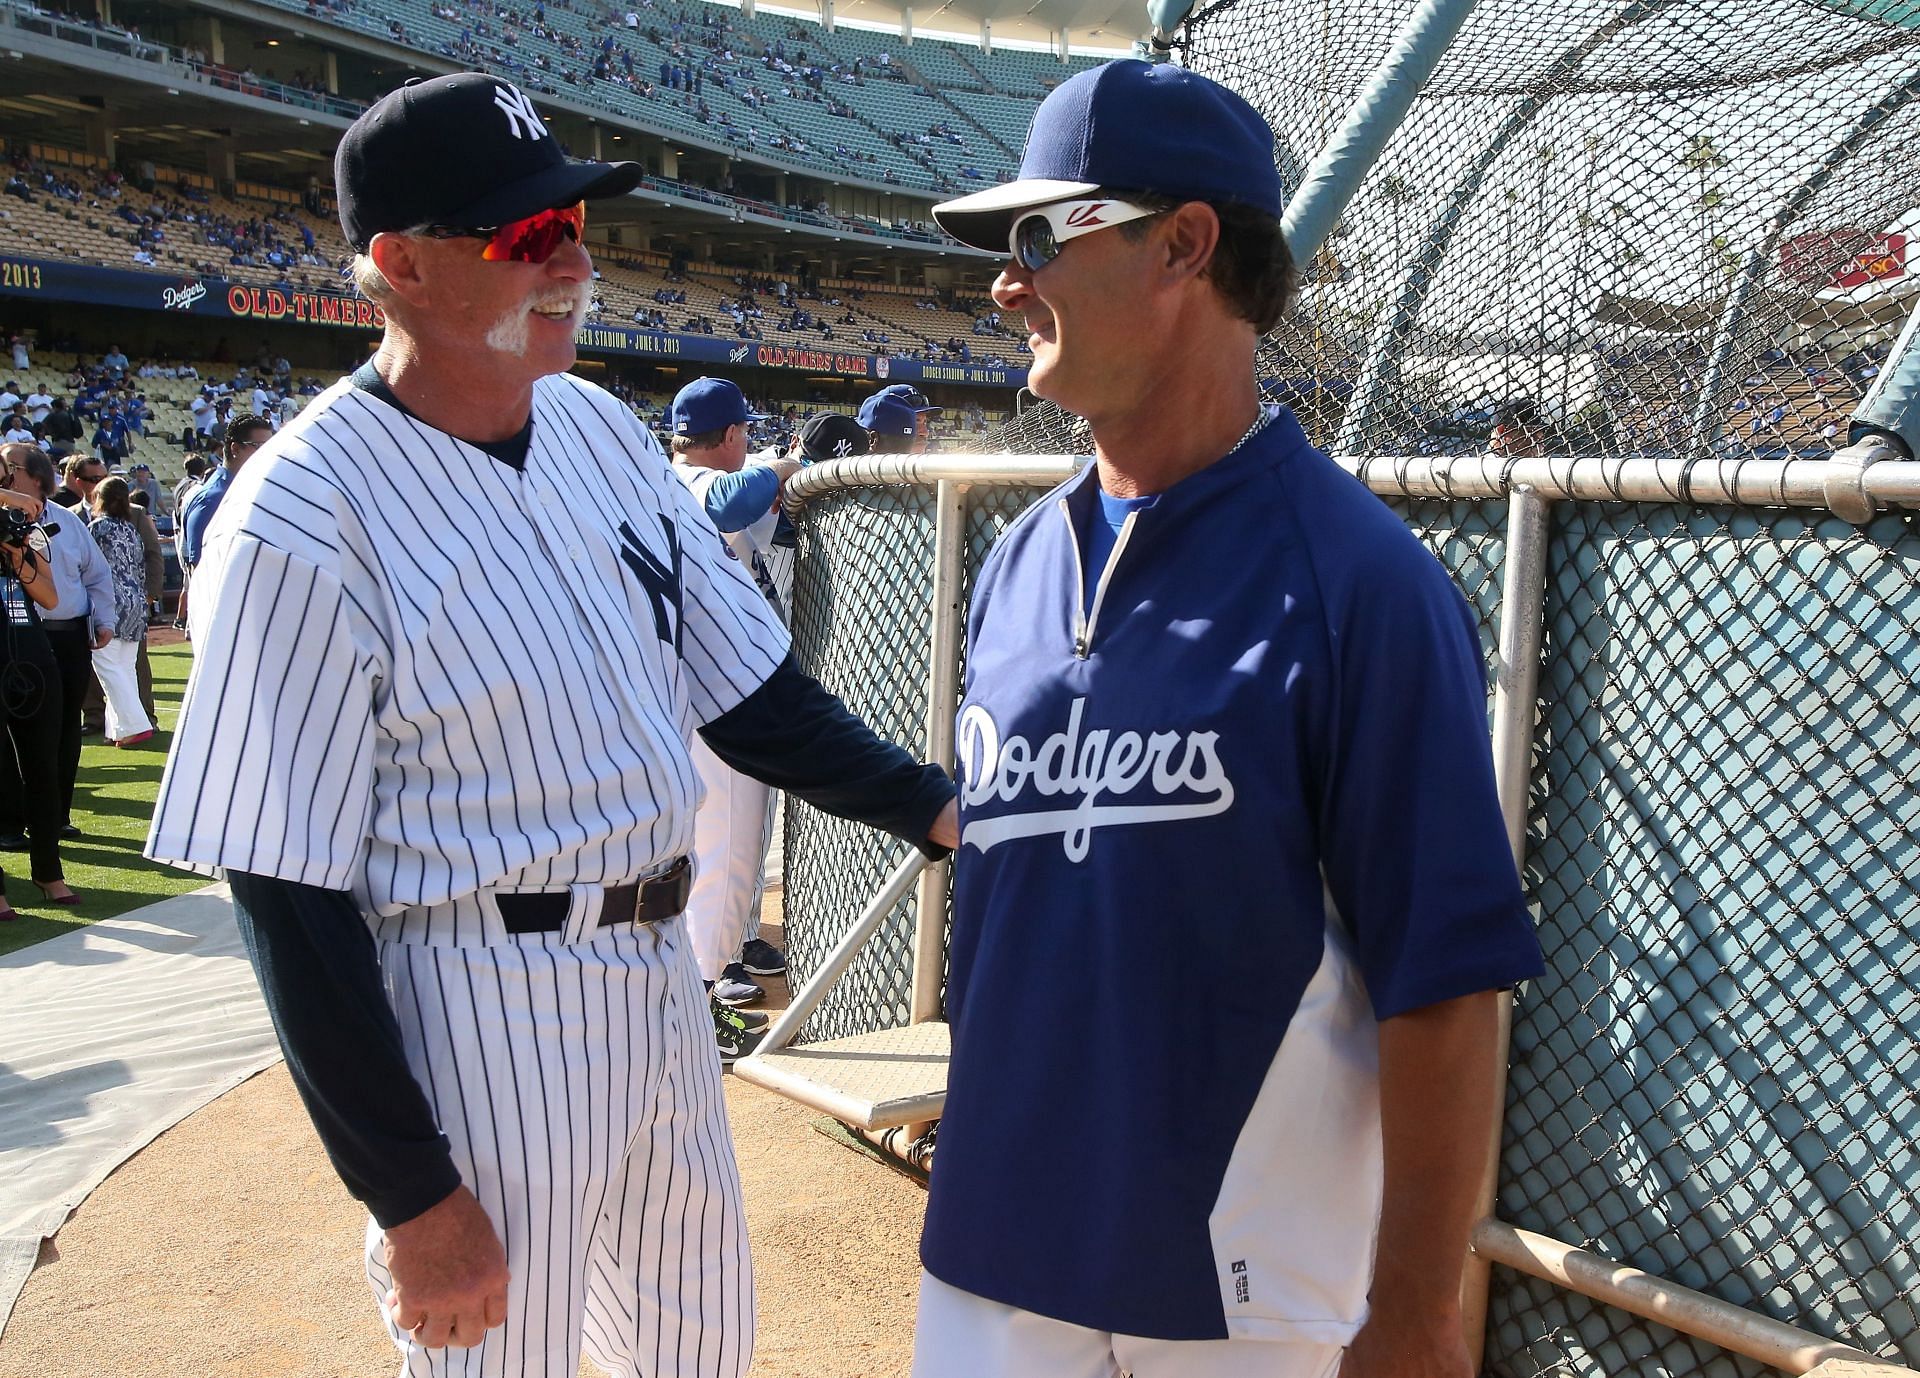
xmin=0 ymin=639 xmax=210 ymax=957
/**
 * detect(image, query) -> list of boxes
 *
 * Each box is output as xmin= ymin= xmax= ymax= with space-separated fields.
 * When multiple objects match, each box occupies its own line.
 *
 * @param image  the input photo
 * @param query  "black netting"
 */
xmin=1174 ymin=0 xmax=1920 ymax=464
xmin=784 ymin=478 xmax=1068 ymax=1039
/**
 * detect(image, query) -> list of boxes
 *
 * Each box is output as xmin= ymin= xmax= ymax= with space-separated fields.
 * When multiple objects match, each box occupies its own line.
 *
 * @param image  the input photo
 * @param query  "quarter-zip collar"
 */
xmin=1052 ymin=404 xmax=1305 ymax=658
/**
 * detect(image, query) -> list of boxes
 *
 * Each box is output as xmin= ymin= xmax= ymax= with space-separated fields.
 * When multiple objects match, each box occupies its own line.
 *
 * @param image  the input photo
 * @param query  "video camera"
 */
xmin=0 ymin=504 xmax=49 ymax=559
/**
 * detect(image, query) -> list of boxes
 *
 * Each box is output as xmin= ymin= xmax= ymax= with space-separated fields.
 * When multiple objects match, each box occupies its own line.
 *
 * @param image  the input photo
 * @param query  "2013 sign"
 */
xmin=0 ymin=261 xmax=44 ymax=291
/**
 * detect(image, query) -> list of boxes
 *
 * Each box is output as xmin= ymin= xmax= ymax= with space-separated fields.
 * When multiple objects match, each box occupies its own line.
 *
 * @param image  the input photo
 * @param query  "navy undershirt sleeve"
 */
xmin=700 ymin=467 xmax=781 ymax=532
xmin=226 ymin=870 xmax=463 ymax=1229
xmin=699 ymin=651 xmax=955 ymax=856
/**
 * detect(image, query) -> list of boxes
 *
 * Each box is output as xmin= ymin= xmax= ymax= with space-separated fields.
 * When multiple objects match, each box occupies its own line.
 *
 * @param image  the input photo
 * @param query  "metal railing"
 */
xmin=781 ymin=446 xmax=1920 ymax=1376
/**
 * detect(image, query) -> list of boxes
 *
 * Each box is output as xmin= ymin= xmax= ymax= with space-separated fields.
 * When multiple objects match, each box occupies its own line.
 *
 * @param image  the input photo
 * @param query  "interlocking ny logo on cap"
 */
xmin=492 ymin=83 xmax=546 ymax=140
xmin=1063 ymin=203 xmax=1111 ymax=229
xmin=831 ymin=437 xmax=854 ymax=456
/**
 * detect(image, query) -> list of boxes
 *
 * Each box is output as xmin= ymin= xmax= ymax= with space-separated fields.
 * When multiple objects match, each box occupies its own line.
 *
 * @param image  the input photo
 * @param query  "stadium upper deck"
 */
xmin=242 ymin=0 xmax=1102 ymax=196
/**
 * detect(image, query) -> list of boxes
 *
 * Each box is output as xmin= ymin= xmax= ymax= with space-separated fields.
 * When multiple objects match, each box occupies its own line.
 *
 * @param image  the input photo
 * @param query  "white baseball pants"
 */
xmin=366 ymin=914 xmax=753 ymax=1378
xmin=685 ymin=733 xmax=776 ymax=983
xmin=912 ymin=1271 xmax=1344 ymax=1378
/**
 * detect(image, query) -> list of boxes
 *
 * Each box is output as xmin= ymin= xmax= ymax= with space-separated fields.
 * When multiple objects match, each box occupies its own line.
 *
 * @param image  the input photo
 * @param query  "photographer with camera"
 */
xmin=0 ymin=443 xmax=105 ymax=896
xmin=0 ymin=446 xmax=67 ymax=919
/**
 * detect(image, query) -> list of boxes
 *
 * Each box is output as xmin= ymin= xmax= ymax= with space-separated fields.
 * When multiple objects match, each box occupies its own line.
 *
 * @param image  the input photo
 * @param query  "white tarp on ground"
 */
xmin=0 ymin=885 xmax=278 ymax=1341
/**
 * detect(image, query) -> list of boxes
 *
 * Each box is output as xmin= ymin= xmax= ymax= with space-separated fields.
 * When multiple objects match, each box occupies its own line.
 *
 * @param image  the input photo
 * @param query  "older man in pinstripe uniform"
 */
xmin=147 ymin=74 xmax=956 ymax=1378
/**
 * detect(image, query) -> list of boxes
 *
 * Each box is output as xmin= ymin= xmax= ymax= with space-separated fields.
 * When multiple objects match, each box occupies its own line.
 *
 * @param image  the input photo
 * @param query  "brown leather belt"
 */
xmin=495 ymin=857 xmax=692 ymax=935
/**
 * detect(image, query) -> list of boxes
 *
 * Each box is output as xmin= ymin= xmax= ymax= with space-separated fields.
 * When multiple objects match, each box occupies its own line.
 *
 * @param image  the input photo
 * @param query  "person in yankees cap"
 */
xmin=796 ymin=410 xmax=872 ymax=464
xmin=147 ymin=73 xmax=957 ymax=1378
xmin=916 ymin=59 xmax=1543 ymax=1378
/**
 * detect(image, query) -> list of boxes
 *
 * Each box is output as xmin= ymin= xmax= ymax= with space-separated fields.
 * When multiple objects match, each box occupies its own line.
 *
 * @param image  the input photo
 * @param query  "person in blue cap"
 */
xmin=860 ymin=384 xmax=941 ymax=454
xmin=916 ymin=59 xmax=1544 ymax=1378
xmin=666 ymin=375 xmax=807 ymax=1052
xmin=856 ymin=389 xmax=927 ymax=455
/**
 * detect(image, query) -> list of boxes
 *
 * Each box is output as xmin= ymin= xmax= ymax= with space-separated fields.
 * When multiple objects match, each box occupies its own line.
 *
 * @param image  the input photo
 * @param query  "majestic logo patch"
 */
xmin=958 ymin=698 xmax=1234 ymax=861
xmin=616 ymin=514 xmax=682 ymax=650
xmin=493 ymin=83 xmax=547 ymax=140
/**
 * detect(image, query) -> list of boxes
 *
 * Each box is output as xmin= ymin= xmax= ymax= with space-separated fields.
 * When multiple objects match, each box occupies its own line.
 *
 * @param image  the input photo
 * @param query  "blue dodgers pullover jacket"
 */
xmin=921 ymin=406 xmax=1545 ymax=1343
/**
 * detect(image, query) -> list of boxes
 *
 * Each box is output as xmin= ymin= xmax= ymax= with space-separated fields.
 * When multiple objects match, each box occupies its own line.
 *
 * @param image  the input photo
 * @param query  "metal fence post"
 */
xmin=911 ymin=478 xmax=967 ymax=1026
xmin=1462 ymin=484 xmax=1553 ymax=1368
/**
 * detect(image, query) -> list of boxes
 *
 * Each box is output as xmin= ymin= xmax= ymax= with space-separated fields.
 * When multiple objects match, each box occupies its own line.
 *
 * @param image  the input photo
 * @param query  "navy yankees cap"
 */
xmin=337 ymin=73 xmax=642 ymax=251
xmin=873 ymin=384 xmax=942 ymax=414
xmin=798 ymin=412 xmax=871 ymax=462
xmin=932 ymin=60 xmax=1284 ymax=254
xmin=856 ymin=395 xmax=919 ymax=437
xmin=671 ymin=377 xmax=766 ymax=435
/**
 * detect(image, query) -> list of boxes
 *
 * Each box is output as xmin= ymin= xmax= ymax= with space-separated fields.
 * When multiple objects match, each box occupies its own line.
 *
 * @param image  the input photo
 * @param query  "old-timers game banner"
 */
xmin=0 ymin=254 xmax=1026 ymax=390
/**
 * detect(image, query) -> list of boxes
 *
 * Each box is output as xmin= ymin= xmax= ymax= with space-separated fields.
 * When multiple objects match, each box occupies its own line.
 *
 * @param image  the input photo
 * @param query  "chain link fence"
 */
xmin=1492 ymin=501 xmax=1920 ymax=1376
xmin=783 ymin=484 xmax=935 ymax=1041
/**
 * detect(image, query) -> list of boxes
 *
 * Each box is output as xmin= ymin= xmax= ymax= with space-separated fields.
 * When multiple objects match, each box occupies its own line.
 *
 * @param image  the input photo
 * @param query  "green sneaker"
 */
xmin=711 ymin=993 xmax=767 ymax=1065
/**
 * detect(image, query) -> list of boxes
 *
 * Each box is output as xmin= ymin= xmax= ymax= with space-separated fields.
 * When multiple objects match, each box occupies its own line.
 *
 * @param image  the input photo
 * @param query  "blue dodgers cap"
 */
xmin=932 ymin=59 xmax=1283 ymax=254
xmin=875 ymin=383 xmax=942 ymax=413
xmin=671 ymin=377 xmax=766 ymax=435
xmin=857 ymin=394 xmax=919 ymax=437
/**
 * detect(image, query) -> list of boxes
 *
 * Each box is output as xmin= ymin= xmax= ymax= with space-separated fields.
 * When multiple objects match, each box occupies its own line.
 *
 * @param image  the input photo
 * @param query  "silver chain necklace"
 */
xmin=1226 ymin=407 xmax=1271 ymax=457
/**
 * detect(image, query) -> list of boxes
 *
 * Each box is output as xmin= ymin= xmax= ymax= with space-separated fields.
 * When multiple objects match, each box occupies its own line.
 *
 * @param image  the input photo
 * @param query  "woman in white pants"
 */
xmin=88 ymin=476 xmax=154 ymax=746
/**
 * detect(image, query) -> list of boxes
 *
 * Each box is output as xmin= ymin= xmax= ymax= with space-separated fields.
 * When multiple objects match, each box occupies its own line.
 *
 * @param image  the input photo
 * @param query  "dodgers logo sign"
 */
xmin=957 ymin=698 xmax=1234 ymax=862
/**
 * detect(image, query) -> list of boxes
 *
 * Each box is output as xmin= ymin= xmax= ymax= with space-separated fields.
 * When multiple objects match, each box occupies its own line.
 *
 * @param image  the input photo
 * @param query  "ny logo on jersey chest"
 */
xmin=617 ymin=515 xmax=682 ymax=651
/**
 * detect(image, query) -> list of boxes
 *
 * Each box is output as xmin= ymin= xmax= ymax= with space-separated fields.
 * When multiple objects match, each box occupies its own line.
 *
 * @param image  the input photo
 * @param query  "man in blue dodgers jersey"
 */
xmin=921 ymin=60 xmax=1545 ymax=1378
xmin=145 ymin=74 xmax=957 ymax=1378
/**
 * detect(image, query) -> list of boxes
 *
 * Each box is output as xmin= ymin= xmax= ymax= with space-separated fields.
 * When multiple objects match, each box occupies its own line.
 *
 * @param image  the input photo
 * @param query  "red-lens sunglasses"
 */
xmin=422 ymin=201 xmax=586 ymax=264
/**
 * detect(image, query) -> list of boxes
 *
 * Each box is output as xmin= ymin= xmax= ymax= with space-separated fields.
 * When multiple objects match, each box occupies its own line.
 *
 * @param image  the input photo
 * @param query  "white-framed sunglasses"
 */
xmin=1009 ymin=198 xmax=1164 ymax=271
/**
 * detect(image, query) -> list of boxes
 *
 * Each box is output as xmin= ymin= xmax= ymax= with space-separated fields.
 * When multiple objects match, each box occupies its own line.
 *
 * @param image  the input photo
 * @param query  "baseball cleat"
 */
xmin=714 ymin=962 xmax=765 ymax=1007
xmin=739 ymin=938 xmax=788 ymax=977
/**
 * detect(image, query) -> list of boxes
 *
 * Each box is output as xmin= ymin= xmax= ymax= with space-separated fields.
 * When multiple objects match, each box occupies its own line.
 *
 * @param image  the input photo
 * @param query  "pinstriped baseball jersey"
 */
xmin=145 ymin=370 xmax=790 ymax=941
xmin=674 ymin=460 xmax=786 ymax=617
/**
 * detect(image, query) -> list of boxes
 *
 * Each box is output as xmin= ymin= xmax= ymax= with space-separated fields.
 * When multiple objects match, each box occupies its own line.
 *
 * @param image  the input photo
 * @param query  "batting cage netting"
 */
xmin=780 ymin=4 xmax=1920 ymax=1375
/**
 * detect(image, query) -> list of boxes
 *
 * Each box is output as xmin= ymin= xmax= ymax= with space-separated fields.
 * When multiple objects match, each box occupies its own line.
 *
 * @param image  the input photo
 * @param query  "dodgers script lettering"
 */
xmin=957 ymin=698 xmax=1234 ymax=861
